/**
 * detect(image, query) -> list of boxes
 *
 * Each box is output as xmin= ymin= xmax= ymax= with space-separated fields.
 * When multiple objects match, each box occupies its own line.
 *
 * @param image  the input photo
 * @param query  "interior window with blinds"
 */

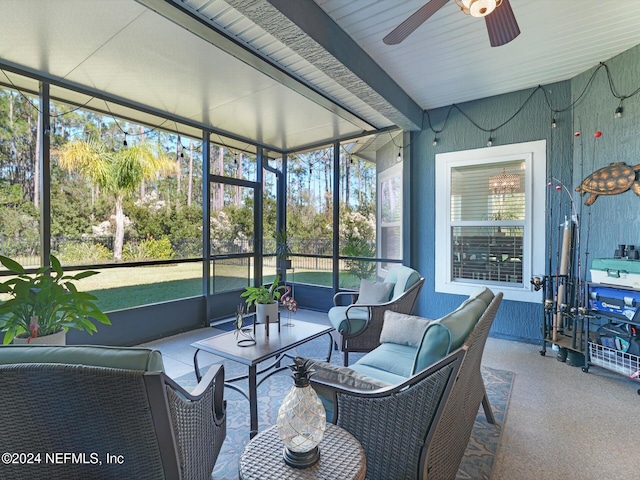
xmin=451 ymin=160 xmax=525 ymax=285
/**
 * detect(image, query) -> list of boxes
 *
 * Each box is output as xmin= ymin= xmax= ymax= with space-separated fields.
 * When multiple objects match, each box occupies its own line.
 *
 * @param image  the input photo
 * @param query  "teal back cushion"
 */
xmin=411 ymin=322 xmax=452 ymax=374
xmin=0 ymin=345 xmax=165 ymax=372
xmin=469 ymin=286 xmax=495 ymax=306
xmin=385 ymin=266 xmax=421 ymax=300
xmin=439 ymin=297 xmax=489 ymax=351
xmin=411 ymin=288 xmax=493 ymax=374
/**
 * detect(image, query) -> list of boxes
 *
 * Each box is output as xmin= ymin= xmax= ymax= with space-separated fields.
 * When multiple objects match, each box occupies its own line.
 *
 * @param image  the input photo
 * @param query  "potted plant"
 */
xmin=241 ymin=275 xmax=285 ymax=324
xmin=0 ymin=254 xmax=111 ymax=344
xmin=274 ymin=228 xmax=292 ymax=271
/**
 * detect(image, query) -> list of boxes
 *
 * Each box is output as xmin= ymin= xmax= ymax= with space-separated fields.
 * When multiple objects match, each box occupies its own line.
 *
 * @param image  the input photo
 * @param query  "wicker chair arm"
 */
xmin=311 ymin=375 xmax=394 ymax=399
xmin=333 ymin=290 xmax=359 ymax=306
xmin=165 ymin=364 xmax=227 ymax=480
xmin=310 ymin=349 xmax=463 ymax=400
xmin=340 ymin=303 xmax=373 ymax=336
xmin=166 ymin=364 xmax=226 ymax=426
xmin=344 ymin=278 xmax=425 ymax=312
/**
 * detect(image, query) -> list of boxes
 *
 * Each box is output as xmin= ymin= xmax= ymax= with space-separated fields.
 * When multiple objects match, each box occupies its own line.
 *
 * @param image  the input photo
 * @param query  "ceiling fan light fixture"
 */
xmin=456 ymin=0 xmax=501 ymax=17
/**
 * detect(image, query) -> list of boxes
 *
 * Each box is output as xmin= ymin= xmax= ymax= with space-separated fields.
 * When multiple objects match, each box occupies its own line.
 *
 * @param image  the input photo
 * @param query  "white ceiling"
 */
xmin=1 ymin=0 xmax=639 ymax=153
xmin=0 ymin=0 xmax=375 ymax=153
xmin=314 ymin=0 xmax=640 ymax=109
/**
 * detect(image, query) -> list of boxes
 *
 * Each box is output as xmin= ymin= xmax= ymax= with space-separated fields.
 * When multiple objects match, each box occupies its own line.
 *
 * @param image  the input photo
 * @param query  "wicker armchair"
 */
xmin=0 ymin=345 xmax=226 ymax=480
xmin=330 ymin=266 xmax=425 ymax=365
xmin=312 ymin=292 xmax=503 ymax=480
xmin=311 ymin=348 xmax=463 ymax=480
xmin=423 ymin=292 xmax=503 ymax=479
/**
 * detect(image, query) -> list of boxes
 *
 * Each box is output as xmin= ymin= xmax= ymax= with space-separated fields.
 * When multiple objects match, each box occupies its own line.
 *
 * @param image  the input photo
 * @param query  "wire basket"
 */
xmin=588 ymin=342 xmax=640 ymax=380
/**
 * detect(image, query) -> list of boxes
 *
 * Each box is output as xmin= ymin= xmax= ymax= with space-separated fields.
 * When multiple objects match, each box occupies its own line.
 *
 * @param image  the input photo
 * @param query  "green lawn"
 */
xmin=73 ymin=263 xmax=357 ymax=312
xmin=0 ymin=262 xmax=362 ymax=312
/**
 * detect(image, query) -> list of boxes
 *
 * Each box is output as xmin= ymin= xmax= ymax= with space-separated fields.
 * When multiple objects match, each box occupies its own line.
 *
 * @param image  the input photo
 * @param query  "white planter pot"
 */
xmin=13 ymin=330 xmax=66 ymax=345
xmin=256 ymin=302 xmax=279 ymax=324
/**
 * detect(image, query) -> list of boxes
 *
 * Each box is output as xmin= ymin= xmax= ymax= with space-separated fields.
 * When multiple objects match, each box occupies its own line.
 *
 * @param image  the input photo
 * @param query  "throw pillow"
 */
xmin=302 ymin=357 xmax=391 ymax=390
xmin=355 ymin=279 xmax=394 ymax=305
xmin=380 ymin=310 xmax=433 ymax=347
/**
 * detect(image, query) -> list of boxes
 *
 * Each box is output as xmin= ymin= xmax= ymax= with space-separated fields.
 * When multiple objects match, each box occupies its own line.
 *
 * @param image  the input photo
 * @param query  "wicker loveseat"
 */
xmin=0 ymin=345 xmax=226 ymax=480
xmin=307 ymin=288 xmax=503 ymax=479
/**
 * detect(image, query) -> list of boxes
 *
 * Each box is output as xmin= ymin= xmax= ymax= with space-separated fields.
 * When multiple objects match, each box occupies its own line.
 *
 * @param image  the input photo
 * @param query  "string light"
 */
xmin=614 ymin=104 xmax=623 ymax=118
xmin=123 ymin=133 xmax=128 ymax=147
xmin=432 ymin=137 xmax=438 ymax=146
xmin=396 ymin=149 xmax=402 ymax=162
xmin=424 ymin=61 xmax=640 ymax=148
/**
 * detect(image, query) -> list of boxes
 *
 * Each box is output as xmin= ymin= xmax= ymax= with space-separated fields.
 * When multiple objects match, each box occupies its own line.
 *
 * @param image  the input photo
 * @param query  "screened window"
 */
xmin=435 ymin=141 xmax=546 ymax=302
xmin=286 ymin=146 xmax=334 ymax=287
xmin=0 ymin=84 xmax=40 ymax=269
xmin=338 ymin=145 xmax=377 ymax=289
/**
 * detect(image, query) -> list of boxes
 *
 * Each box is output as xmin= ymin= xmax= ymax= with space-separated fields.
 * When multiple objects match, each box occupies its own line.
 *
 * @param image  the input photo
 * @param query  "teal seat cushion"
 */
xmin=0 ymin=345 xmax=165 ymax=372
xmin=350 ymin=363 xmax=408 ymax=385
xmin=328 ymin=305 xmax=369 ymax=335
xmin=354 ymin=342 xmax=416 ymax=378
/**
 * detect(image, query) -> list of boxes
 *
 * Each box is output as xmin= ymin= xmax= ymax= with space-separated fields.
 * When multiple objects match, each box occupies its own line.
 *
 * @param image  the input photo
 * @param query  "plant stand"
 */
xmin=283 ymin=268 xmax=296 ymax=327
xmin=254 ymin=312 xmax=281 ymax=337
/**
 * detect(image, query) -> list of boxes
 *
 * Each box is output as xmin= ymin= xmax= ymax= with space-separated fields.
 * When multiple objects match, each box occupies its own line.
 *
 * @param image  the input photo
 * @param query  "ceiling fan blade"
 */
xmin=383 ymin=0 xmax=452 ymax=45
xmin=485 ymin=0 xmax=520 ymax=47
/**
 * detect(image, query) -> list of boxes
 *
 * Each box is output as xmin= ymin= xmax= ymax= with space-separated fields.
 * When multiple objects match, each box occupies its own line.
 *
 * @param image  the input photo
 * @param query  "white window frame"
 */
xmin=435 ymin=140 xmax=546 ymax=303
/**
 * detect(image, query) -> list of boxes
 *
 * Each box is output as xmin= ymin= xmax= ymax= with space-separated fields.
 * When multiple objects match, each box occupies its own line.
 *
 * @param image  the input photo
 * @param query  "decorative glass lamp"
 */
xmin=276 ymin=358 xmax=326 ymax=468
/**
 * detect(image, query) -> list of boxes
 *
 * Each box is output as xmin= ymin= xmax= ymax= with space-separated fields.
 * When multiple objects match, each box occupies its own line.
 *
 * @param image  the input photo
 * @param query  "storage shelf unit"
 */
xmin=588 ymin=342 xmax=640 ymax=378
xmin=584 ymin=283 xmax=640 ymax=394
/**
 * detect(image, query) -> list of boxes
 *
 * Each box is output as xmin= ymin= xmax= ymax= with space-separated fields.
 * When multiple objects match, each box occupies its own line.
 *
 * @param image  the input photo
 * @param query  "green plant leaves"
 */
xmin=241 ymin=275 xmax=285 ymax=308
xmin=0 ymin=254 xmax=110 ymax=342
xmin=0 ymin=255 xmax=25 ymax=274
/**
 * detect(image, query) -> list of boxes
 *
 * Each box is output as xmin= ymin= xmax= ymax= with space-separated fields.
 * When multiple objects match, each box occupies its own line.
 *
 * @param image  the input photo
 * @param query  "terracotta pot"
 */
xmin=13 ymin=330 xmax=66 ymax=345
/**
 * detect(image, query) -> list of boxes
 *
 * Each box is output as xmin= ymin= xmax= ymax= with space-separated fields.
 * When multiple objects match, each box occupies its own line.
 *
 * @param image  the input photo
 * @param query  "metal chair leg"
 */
xmin=481 ymin=389 xmax=496 ymax=424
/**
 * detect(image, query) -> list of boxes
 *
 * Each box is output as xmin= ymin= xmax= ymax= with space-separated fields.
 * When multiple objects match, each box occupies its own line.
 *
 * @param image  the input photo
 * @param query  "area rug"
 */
xmin=173 ymin=336 xmax=513 ymax=480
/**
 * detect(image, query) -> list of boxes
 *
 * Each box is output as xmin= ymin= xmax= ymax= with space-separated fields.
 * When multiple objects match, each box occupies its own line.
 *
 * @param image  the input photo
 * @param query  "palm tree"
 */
xmin=57 ymin=137 xmax=177 ymax=261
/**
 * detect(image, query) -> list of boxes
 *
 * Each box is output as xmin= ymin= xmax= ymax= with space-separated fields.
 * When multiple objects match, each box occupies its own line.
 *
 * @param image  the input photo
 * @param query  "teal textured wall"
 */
xmin=410 ymin=43 xmax=640 ymax=343
xmin=571 ymin=46 xmax=640 ymax=261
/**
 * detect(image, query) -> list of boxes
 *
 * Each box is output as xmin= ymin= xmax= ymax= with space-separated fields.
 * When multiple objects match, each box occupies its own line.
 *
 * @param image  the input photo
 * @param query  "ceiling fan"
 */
xmin=383 ymin=0 xmax=520 ymax=47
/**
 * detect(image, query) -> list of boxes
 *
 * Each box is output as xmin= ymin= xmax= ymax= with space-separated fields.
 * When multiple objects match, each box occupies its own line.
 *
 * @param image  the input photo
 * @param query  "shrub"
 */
xmin=123 ymin=237 xmax=174 ymax=261
xmin=55 ymin=241 xmax=112 ymax=264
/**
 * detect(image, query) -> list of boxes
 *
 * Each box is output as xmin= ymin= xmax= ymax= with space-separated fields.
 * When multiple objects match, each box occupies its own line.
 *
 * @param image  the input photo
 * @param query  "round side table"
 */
xmin=238 ymin=423 xmax=366 ymax=480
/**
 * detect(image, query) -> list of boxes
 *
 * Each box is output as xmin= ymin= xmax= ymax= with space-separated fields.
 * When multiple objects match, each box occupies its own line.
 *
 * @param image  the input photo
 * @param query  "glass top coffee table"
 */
xmin=191 ymin=319 xmax=334 ymax=438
